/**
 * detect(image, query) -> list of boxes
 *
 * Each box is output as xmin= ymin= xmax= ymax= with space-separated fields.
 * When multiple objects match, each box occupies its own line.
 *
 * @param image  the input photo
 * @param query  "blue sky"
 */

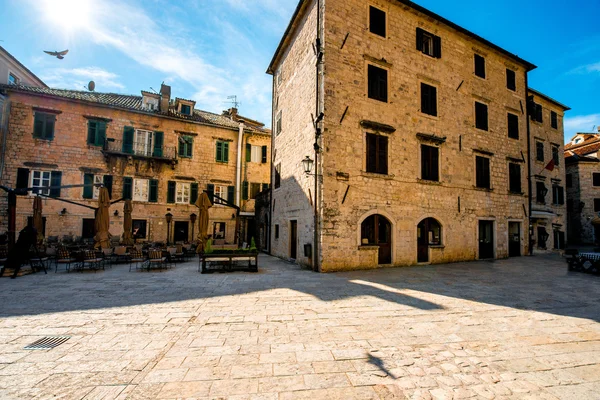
xmin=0 ymin=0 xmax=598 ymax=140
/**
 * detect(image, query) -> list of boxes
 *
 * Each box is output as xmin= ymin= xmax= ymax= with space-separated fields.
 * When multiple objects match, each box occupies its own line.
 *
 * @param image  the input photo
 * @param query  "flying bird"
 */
xmin=44 ymin=49 xmax=69 ymax=59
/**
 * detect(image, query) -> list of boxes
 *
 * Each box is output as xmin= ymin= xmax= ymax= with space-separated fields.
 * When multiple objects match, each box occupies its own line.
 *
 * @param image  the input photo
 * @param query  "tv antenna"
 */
xmin=149 ymin=87 xmax=158 ymax=94
xmin=226 ymin=95 xmax=241 ymax=109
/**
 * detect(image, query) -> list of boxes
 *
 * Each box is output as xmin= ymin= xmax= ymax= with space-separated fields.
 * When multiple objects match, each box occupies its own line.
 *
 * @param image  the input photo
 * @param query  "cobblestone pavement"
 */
xmin=0 ymin=253 xmax=599 ymax=399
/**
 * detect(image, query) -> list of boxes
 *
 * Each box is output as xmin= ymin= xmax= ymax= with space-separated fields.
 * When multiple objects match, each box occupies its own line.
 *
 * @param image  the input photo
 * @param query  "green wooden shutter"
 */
xmin=178 ymin=139 xmax=185 ymax=157
xmin=122 ymin=126 xmax=134 ymax=154
xmin=44 ymin=114 xmax=55 ymax=140
xmin=207 ymin=184 xmax=215 ymax=203
xmin=33 ymin=114 xmax=44 ymax=138
xmin=216 ymin=141 xmax=222 ymax=162
xmin=190 ymin=182 xmax=199 ymax=204
xmin=87 ymin=121 xmax=97 ymax=145
xmin=16 ymin=168 xmax=29 ymax=190
xmin=97 ymin=122 xmax=106 ymax=146
xmin=242 ymin=181 xmax=248 ymax=200
xmin=153 ymin=131 xmax=164 ymax=157
xmin=149 ymin=179 xmax=158 ymax=203
xmin=49 ymin=171 xmax=61 ymax=197
xmin=186 ymin=137 xmax=193 ymax=157
xmin=123 ymin=177 xmax=133 ymax=200
xmin=246 ymin=143 xmax=251 ymax=162
xmin=223 ymin=142 xmax=229 ymax=162
xmin=167 ymin=181 xmax=176 ymax=203
xmin=227 ymin=186 xmax=234 ymax=204
xmin=261 ymin=146 xmax=267 ymax=163
xmin=83 ymin=173 xmax=94 ymax=199
xmin=103 ymin=175 xmax=113 ymax=198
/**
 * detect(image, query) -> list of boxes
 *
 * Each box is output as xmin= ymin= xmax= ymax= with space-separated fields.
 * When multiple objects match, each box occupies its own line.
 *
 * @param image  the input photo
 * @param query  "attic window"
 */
xmin=574 ymin=138 xmax=582 ymax=144
xmin=181 ymin=104 xmax=191 ymax=115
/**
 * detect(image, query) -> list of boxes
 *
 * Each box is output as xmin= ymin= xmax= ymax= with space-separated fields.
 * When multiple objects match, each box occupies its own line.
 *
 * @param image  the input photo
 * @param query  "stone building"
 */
xmin=565 ymin=129 xmax=600 ymax=244
xmin=267 ymin=0 xmax=566 ymax=271
xmin=527 ymin=89 xmax=569 ymax=252
xmin=0 ymin=45 xmax=47 ymax=88
xmin=0 ymin=83 xmax=270 ymax=245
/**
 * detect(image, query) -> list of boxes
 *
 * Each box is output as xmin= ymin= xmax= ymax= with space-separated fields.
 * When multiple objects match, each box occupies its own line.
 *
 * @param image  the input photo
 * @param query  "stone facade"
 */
xmin=0 ymin=85 xmax=270 ymax=245
xmin=268 ymin=0 xmax=565 ymax=271
xmin=0 ymin=45 xmax=47 ymax=88
xmin=527 ymin=89 xmax=569 ymax=252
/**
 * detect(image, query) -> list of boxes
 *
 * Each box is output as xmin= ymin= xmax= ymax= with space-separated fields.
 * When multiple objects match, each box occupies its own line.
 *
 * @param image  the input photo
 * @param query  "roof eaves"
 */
xmin=528 ymin=88 xmax=571 ymax=111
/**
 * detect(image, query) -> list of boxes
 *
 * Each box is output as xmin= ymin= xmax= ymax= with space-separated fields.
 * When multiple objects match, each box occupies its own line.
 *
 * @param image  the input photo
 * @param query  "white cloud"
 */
xmin=568 ymin=61 xmax=600 ymax=74
xmin=40 ymin=66 xmax=125 ymax=91
xmin=564 ymin=114 xmax=600 ymax=140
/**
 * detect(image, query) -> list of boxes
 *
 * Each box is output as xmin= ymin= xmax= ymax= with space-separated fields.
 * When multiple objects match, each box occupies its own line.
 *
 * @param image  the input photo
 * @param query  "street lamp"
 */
xmin=190 ymin=213 xmax=197 ymax=243
xmin=302 ymin=156 xmax=314 ymax=175
xmin=165 ymin=212 xmax=173 ymax=245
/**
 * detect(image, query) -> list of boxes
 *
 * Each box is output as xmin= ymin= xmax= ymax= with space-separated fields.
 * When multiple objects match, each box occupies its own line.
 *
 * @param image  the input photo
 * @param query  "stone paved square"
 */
xmin=0 ymin=254 xmax=599 ymax=399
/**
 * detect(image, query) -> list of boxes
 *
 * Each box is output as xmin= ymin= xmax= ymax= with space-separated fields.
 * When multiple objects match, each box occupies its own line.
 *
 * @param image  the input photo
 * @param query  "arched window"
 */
xmin=418 ymin=218 xmax=441 ymax=245
xmin=361 ymin=214 xmax=392 ymax=264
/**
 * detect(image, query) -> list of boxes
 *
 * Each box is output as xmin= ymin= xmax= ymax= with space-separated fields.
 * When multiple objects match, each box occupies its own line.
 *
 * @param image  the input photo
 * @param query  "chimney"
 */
xmin=228 ymin=107 xmax=238 ymax=121
xmin=159 ymin=83 xmax=171 ymax=113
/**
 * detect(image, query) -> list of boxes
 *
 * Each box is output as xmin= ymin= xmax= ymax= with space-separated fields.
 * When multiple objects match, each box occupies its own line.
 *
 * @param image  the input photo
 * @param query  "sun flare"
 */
xmin=42 ymin=0 xmax=92 ymax=32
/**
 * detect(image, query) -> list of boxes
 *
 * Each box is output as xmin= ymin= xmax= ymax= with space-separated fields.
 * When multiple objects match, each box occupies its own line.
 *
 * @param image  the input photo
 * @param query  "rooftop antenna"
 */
xmin=149 ymin=87 xmax=158 ymax=94
xmin=226 ymin=95 xmax=241 ymax=109
xmin=87 ymin=81 xmax=95 ymax=92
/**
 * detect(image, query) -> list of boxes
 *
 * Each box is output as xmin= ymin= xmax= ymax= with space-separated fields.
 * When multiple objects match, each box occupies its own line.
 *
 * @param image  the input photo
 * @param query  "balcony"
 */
xmin=103 ymin=138 xmax=177 ymax=162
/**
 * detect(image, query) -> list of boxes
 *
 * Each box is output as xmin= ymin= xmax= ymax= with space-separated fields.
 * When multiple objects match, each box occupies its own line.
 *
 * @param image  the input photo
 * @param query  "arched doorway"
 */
xmin=417 ymin=218 xmax=441 ymax=263
xmin=361 ymin=214 xmax=392 ymax=264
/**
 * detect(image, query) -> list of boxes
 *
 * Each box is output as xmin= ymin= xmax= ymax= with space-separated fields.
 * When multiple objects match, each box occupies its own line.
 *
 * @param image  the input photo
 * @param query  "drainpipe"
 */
xmin=0 ymin=96 xmax=10 ymax=180
xmin=313 ymin=0 xmax=323 ymax=272
xmin=236 ymin=121 xmax=245 ymax=207
xmin=525 ymin=73 xmax=533 ymax=256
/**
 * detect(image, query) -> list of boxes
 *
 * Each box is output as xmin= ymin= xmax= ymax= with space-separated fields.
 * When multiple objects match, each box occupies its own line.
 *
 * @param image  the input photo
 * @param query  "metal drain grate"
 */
xmin=24 ymin=336 xmax=70 ymax=350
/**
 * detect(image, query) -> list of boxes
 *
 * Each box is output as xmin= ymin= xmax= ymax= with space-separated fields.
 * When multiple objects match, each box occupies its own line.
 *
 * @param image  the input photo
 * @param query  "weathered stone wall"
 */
xmin=567 ymin=161 xmax=600 ymax=244
xmin=0 ymin=92 xmax=270 ymax=244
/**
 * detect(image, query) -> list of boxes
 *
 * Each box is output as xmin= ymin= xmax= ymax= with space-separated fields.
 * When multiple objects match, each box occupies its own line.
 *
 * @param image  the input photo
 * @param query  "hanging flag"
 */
xmin=545 ymin=159 xmax=555 ymax=171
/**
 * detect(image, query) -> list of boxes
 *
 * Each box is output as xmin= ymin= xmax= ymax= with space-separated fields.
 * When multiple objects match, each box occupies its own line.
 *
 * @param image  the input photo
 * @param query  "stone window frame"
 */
xmin=365 ymin=61 xmax=389 ymax=103
xmin=367 ymin=3 xmax=387 ymax=39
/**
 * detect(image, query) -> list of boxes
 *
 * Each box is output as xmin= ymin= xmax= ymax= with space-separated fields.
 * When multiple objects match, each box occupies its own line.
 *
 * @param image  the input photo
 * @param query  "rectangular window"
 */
xmin=133 ymin=179 xmax=149 ymax=202
xmin=275 ymin=224 xmax=279 ymax=239
xmin=475 ymin=156 xmax=491 ymax=189
xmin=531 ymin=102 xmax=543 ymax=123
xmin=421 ymin=83 xmax=437 ymax=116
xmin=536 ymin=142 xmax=544 ymax=162
xmin=178 ymin=135 xmax=193 ymax=158
xmin=509 ymin=163 xmax=521 ymax=193
xmin=8 ymin=72 xmax=19 ymax=85
xmin=275 ymin=163 xmax=281 ymax=188
xmin=213 ymin=222 xmax=226 ymax=239
xmin=507 ymin=113 xmax=519 ymax=139
xmin=551 ymin=111 xmax=558 ymax=129
xmin=93 ymin=175 xmax=104 ymax=199
xmin=250 ymin=183 xmax=261 ymax=199
xmin=216 ymin=140 xmax=229 ymax=162
xmin=552 ymin=186 xmax=564 ymax=205
xmin=594 ymin=173 xmax=600 ymax=187
xmin=594 ymin=199 xmax=600 ymax=213
xmin=134 ymin=129 xmax=153 ymax=156
xmin=367 ymin=64 xmax=388 ymax=102
xmin=506 ymin=69 xmax=516 ymax=91
xmin=474 ymin=54 xmax=486 ymax=78
xmin=369 ymin=6 xmax=386 ymax=37
xmin=536 ymin=182 xmax=547 ymax=204
xmin=475 ymin=102 xmax=488 ymax=131
xmin=214 ymin=185 xmax=227 ymax=205
xmin=566 ymin=173 xmax=573 ymax=188
xmin=33 ymin=112 xmax=56 ymax=140
xmin=180 ymin=104 xmax=191 ymax=115
xmin=366 ymin=133 xmax=388 ymax=175
xmin=30 ymin=170 xmax=51 ymax=195
xmin=132 ymin=219 xmax=147 ymax=239
xmin=416 ymin=28 xmax=441 ymax=58
xmin=421 ymin=145 xmax=439 ymax=182
xmin=87 ymin=120 xmax=106 ymax=146
xmin=552 ymin=145 xmax=560 ymax=167
xmin=276 ymin=111 xmax=282 ymax=135
xmin=175 ymin=182 xmax=191 ymax=204
xmin=246 ymin=145 xmax=262 ymax=163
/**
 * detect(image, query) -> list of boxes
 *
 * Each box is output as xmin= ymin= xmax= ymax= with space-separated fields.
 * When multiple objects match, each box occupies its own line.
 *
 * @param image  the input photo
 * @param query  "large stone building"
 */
xmin=0 ymin=84 xmax=270 ymax=245
xmin=527 ymin=89 xmax=570 ymax=252
xmin=0 ymin=46 xmax=47 ymax=88
xmin=267 ymin=0 xmax=567 ymax=271
xmin=565 ymin=129 xmax=600 ymax=244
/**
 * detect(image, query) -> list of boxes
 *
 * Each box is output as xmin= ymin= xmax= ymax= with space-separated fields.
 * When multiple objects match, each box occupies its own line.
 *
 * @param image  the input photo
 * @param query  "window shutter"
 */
xmin=190 ymin=182 xmax=199 ymax=204
xmin=153 ymin=131 xmax=164 ymax=157
xmin=33 ymin=114 xmax=44 ymax=138
xmin=149 ymin=179 xmax=158 ymax=203
xmin=186 ymin=137 xmax=193 ymax=157
xmin=416 ymin=28 xmax=423 ymax=50
xmin=167 ymin=181 xmax=176 ymax=203
xmin=535 ymin=104 xmax=543 ymax=123
xmin=122 ymin=126 xmax=134 ymax=154
xmin=16 ymin=168 xmax=30 ymax=190
xmin=227 ymin=186 xmax=235 ymax=204
xmin=97 ymin=122 xmax=106 ymax=146
xmin=242 ymin=181 xmax=249 ymax=200
xmin=506 ymin=69 xmax=516 ymax=91
xmin=421 ymin=83 xmax=429 ymax=114
xmin=83 ymin=173 xmax=94 ymax=199
xmin=246 ymin=143 xmax=251 ymax=162
xmin=378 ymin=136 xmax=388 ymax=175
xmin=207 ymin=184 xmax=215 ymax=203
xmin=123 ymin=177 xmax=133 ymax=200
xmin=216 ymin=141 xmax=222 ymax=161
xmin=508 ymin=113 xmax=519 ymax=139
xmin=431 ymin=147 xmax=439 ymax=181
xmin=430 ymin=85 xmax=437 ymax=116
xmin=178 ymin=139 xmax=185 ymax=157
xmin=44 ymin=114 xmax=55 ymax=140
xmin=559 ymin=187 xmax=565 ymax=205
xmin=87 ymin=121 xmax=97 ymax=145
xmin=366 ymin=134 xmax=377 ymax=173
xmin=261 ymin=145 xmax=267 ymax=163
xmin=103 ymin=175 xmax=113 ymax=198
xmin=49 ymin=171 xmax=62 ymax=197
xmin=433 ymin=35 xmax=442 ymax=58
xmin=223 ymin=142 xmax=229 ymax=162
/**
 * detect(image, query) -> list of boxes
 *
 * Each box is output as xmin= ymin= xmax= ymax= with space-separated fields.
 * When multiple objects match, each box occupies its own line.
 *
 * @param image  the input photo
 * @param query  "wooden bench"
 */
xmin=199 ymin=253 xmax=258 ymax=274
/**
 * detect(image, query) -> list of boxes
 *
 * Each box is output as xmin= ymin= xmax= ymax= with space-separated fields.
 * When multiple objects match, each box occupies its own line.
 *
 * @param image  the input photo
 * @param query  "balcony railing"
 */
xmin=103 ymin=139 xmax=177 ymax=161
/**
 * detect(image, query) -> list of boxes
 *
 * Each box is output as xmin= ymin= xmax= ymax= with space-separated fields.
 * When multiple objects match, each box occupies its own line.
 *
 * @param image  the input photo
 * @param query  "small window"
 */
xmin=509 ymin=163 xmax=521 ymax=193
xmin=213 ymin=185 xmax=228 ymax=205
xmin=87 ymin=120 xmax=106 ymax=146
xmin=594 ymin=199 xmax=600 ymax=213
xmin=8 ymin=72 xmax=19 ymax=85
xmin=531 ymin=102 xmax=543 ymax=123
xmin=552 ymin=145 xmax=560 ymax=167
xmin=475 ymin=102 xmax=488 ymax=131
xmin=33 ymin=112 xmax=56 ymax=140
xmin=133 ymin=179 xmax=149 ymax=202
xmin=420 ymin=83 xmax=437 ymax=117
xmin=132 ymin=220 xmax=147 ymax=239
xmin=474 ymin=54 xmax=486 ymax=78
xmin=552 ymin=186 xmax=564 ymax=205
xmin=536 ymin=182 xmax=547 ymax=204
xmin=213 ymin=222 xmax=226 ymax=239
xmin=536 ymin=142 xmax=544 ymax=162
xmin=475 ymin=156 xmax=491 ymax=189
xmin=30 ymin=170 xmax=52 ymax=196
xmin=176 ymin=182 xmax=191 ymax=204
xmin=247 ymin=145 xmax=262 ymax=163
xmin=594 ymin=173 xmax=600 ymax=187
xmin=366 ymin=133 xmax=388 ymax=175
xmin=421 ymin=145 xmax=439 ymax=182
xmin=275 ymin=224 xmax=280 ymax=239
xmin=416 ymin=28 xmax=441 ymax=58
xmin=367 ymin=64 xmax=388 ymax=102
xmin=180 ymin=104 xmax=191 ymax=115
xmin=566 ymin=174 xmax=573 ymax=188
xmin=250 ymin=183 xmax=261 ymax=199
xmin=178 ymin=135 xmax=193 ymax=158
xmin=551 ymin=111 xmax=558 ymax=129
xmin=276 ymin=111 xmax=282 ymax=136
xmin=506 ymin=69 xmax=516 ymax=91
xmin=369 ymin=6 xmax=386 ymax=37
xmin=275 ymin=163 xmax=281 ymax=188
xmin=216 ymin=140 xmax=229 ymax=163
xmin=507 ymin=113 xmax=519 ymax=139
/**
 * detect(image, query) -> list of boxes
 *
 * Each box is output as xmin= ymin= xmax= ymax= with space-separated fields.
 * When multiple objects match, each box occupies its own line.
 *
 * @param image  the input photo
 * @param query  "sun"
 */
xmin=42 ymin=0 xmax=92 ymax=32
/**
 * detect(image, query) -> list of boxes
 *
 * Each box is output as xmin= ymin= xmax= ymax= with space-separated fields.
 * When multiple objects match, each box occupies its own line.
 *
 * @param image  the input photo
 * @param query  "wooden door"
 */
xmin=508 ymin=222 xmax=520 ymax=257
xmin=376 ymin=216 xmax=392 ymax=264
xmin=479 ymin=221 xmax=494 ymax=259
xmin=290 ymin=220 xmax=297 ymax=259
xmin=174 ymin=221 xmax=189 ymax=243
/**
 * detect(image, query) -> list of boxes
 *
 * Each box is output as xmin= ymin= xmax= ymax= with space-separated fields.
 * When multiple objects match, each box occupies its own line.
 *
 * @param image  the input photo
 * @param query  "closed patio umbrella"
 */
xmin=122 ymin=200 xmax=134 ymax=246
xmin=32 ymin=196 xmax=44 ymax=245
xmin=195 ymin=192 xmax=212 ymax=253
xmin=94 ymin=187 xmax=111 ymax=249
